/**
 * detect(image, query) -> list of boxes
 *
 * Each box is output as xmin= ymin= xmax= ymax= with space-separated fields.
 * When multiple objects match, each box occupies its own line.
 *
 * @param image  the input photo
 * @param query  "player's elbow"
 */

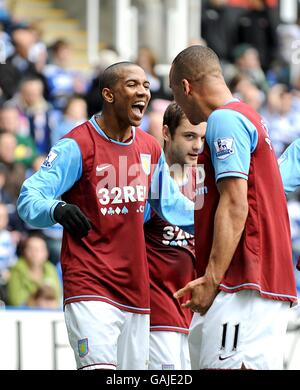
xmin=16 ymin=192 xmax=29 ymax=223
xmin=17 ymin=187 xmax=37 ymax=226
xmin=229 ymin=198 xmax=248 ymax=230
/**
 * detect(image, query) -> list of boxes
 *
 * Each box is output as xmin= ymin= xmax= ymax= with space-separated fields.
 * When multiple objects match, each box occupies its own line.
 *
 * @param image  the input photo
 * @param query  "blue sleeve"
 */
xmin=148 ymin=152 xmax=194 ymax=234
xmin=278 ymin=139 xmax=300 ymax=194
xmin=144 ymin=201 xmax=151 ymax=223
xmin=17 ymin=138 xmax=82 ymax=227
xmin=206 ymin=109 xmax=258 ymax=182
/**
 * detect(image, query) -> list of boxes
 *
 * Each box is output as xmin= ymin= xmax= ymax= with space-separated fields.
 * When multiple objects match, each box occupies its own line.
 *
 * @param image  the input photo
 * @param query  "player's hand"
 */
xmin=53 ymin=202 xmax=92 ymax=238
xmin=173 ymin=275 xmax=219 ymax=315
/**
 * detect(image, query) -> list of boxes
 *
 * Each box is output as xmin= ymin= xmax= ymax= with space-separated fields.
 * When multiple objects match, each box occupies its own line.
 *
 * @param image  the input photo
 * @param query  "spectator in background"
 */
xmin=0 ymin=202 xmax=17 ymax=304
xmin=5 ymin=26 xmax=47 ymax=95
xmin=7 ymin=233 xmax=61 ymax=307
xmin=51 ymin=95 xmax=87 ymax=146
xmin=261 ymin=84 xmax=300 ymax=156
xmin=232 ymin=44 xmax=269 ymax=94
xmin=229 ymin=74 xmax=265 ymax=111
xmin=145 ymin=99 xmax=172 ymax=147
xmin=0 ymin=105 xmax=38 ymax=168
xmin=0 ymin=26 xmax=40 ymax=102
xmin=43 ymin=39 xmax=87 ymax=110
xmin=0 ymin=163 xmax=13 ymax=206
xmin=0 ymin=131 xmax=26 ymax=202
xmin=0 ymin=163 xmax=24 ymax=235
xmin=27 ymin=284 xmax=61 ymax=309
xmin=9 ymin=76 xmax=59 ymax=154
xmin=201 ymin=0 xmax=237 ymax=63
xmin=0 ymin=21 xmax=14 ymax=59
xmin=27 ymin=20 xmax=48 ymax=73
xmin=7 ymin=27 xmax=36 ymax=75
xmin=136 ymin=46 xmax=171 ymax=101
xmin=85 ymin=48 xmax=121 ymax=117
xmin=235 ymin=0 xmax=278 ymax=71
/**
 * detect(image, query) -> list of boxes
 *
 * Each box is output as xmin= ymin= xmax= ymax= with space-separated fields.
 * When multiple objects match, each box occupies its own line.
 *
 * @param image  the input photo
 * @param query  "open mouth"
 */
xmin=131 ymin=101 xmax=146 ymax=118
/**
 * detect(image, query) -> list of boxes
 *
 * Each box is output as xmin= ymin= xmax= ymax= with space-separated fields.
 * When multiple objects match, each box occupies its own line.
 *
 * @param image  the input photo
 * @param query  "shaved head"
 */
xmin=100 ymin=61 xmax=139 ymax=91
xmin=171 ymin=45 xmax=222 ymax=85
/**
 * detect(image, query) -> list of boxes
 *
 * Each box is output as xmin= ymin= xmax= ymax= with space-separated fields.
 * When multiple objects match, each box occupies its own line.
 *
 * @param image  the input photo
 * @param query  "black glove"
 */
xmin=53 ymin=202 xmax=91 ymax=238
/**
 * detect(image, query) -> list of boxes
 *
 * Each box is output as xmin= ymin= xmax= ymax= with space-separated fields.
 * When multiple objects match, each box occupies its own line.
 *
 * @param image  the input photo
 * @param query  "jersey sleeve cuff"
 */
xmin=216 ymin=171 xmax=248 ymax=181
xmin=50 ymin=200 xmax=65 ymax=224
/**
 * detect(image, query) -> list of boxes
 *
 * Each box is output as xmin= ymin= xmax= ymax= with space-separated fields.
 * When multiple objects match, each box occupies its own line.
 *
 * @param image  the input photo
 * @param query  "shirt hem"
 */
xmin=216 ymin=171 xmax=248 ymax=181
xmin=78 ymin=362 xmax=116 ymax=370
xmin=219 ymin=283 xmax=298 ymax=305
xmin=64 ymin=295 xmax=151 ymax=314
xmin=150 ymin=326 xmax=189 ymax=334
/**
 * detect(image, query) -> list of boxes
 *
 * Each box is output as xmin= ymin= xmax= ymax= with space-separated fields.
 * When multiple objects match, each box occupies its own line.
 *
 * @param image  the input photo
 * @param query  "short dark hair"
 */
xmin=51 ymin=39 xmax=70 ymax=54
xmin=172 ymin=45 xmax=222 ymax=84
xmin=163 ymin=102 xmax=186 ymax=138
xmin=99 ymin=61 xmax=137 ymax=92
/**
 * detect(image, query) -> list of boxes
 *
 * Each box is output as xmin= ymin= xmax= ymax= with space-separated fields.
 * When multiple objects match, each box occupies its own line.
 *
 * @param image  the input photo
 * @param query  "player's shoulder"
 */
xmin=208 ymin=107 xmax=246 ymax=124
xmin=135 ymin=127 xmax=158 ymax=143
xmin=208 ymin=107 xmax=257 ymax=134
xmin=135 ymin=127 xmax=162 ymax=153
xmin=288 ymin=138 xmax=300 ymax=151
xmin=62 ymin=121 xmax=93 ymax=143
xmin=279 ymin=138 xmax=300 ymax=164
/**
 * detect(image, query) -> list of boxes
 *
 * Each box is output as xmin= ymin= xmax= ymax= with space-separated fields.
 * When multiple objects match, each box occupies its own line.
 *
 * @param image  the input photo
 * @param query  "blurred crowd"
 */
xmin=0 ymin=0 xmax=300 ymax=309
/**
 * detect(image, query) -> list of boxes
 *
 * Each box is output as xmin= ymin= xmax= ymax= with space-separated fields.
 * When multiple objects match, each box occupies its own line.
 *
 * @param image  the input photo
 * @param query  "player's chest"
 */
xmin=86 ymin=148 xmax=153 ymax=211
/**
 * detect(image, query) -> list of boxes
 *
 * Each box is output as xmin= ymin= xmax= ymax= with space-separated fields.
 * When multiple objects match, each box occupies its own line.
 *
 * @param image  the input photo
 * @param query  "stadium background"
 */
xmin=0 ymin=0 xmax=300 ymax=369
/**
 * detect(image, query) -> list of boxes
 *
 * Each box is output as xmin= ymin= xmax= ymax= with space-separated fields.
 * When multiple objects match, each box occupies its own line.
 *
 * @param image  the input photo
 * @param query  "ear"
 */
xmin=102 ymin=88 xmax=114 ymax=103
xmin=162 ymin=125 xmax=171 ymax=143
xmin=182 ymin=79 xmax=191 ymax=96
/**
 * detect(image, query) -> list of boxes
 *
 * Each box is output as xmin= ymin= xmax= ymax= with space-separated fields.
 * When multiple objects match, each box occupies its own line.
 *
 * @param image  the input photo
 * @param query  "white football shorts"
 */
xmin=64 ymin=300 xmax=150 ymax=370
xmin=188 ymin=290 xmax=291 ymax=370
xmin=149 ymin=331 xmax=191 ymax=370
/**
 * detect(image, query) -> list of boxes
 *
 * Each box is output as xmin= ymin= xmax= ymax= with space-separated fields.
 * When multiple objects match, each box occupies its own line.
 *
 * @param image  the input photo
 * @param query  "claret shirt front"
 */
xmin=17 ymin=115 xmax=194 ymax=313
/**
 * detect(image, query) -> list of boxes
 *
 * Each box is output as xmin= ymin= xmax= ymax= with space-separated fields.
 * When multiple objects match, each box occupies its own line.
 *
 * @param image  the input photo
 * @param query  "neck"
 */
xmin=165 ymin=151 xmax=187 ymax=185
xmin=28 ymin=263 xmax=43 ymax=272
xmin=199 ymin=78 xmax=233 ymax=120
xmin=96 ymin=113 xmax=132 ymax=142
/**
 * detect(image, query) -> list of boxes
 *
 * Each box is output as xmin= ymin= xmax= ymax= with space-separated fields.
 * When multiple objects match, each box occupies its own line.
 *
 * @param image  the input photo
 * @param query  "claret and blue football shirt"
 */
xmin=17 ymin=115 xmax=194 ymax=313
xmin=196 ymin=100 xmax=297 ymax=304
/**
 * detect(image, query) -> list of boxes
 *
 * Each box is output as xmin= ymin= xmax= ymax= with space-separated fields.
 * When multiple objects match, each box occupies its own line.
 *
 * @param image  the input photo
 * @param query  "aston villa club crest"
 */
xmin=78 ymin=338 xmax=89 ymax=358
xmin=140 ymin=153 xmax=151 ymax=175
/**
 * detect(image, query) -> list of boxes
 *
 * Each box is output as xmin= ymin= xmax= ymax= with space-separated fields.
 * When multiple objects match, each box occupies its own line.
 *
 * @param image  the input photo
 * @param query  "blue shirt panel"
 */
xmin=206 ymin=109 xmax=258 ymax=181
xmin=17 ymin=138 xmax=82 ymax=227
xmin=148 ymin=152 xmax=194 ymax=234
xmin=279 ymin=138 xmax=300 ymax=194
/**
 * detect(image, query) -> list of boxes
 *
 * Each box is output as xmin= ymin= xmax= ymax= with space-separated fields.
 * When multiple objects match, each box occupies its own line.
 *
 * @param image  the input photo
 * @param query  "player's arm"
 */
xmin=17 ymin=138 xmax=91 ymax=237
xmin=148 ymin=151 xmax=194 ymax=234
xmin=175 ymin=109 xmax=257 ymax=314
xmin=278 ymin=139 xmax=300 ymax=194
xmin=176 ymin=177 xmax=248 ymax=313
